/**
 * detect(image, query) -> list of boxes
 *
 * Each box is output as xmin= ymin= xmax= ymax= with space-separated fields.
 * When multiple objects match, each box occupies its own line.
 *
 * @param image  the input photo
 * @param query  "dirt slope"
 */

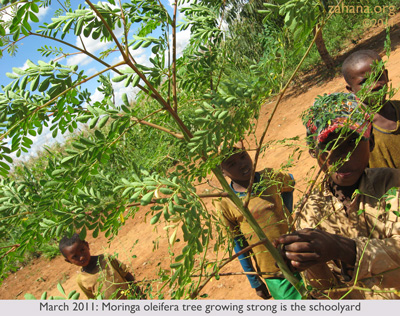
xmin=1 ymin=13 xmax=400 ymax=300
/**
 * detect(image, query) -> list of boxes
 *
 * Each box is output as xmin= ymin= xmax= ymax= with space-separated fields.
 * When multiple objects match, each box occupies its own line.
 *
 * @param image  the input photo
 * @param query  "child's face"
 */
xmin=315 ymin=132 xmax=370 ymax=187
xmin=63 ymin=241 xmax=91 ymax=267
xmin=221 ymin=151 xmax=253 ymax=182
xmin=345 ymin=58 xmax=388 ymax=106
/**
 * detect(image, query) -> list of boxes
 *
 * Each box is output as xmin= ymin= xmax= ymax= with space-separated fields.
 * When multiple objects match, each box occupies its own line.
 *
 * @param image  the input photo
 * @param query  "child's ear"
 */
xmin=309 ymin=149 xmax=317 ymax=158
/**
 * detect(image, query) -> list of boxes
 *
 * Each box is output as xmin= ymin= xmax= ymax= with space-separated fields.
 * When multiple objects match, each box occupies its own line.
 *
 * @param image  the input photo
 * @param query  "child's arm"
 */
xmin=274 ymin=228 xmax=356 ymax=271
xmin=234 ymin=236 xmax=271 ymax=299
xmin=109 ymin=257 xmax=145 ymax=299
xmin=76 ymin=275 xmax=95 ymax=299
xmin=214 ymin=199 xmax=271 ymax=299
xmin=125 ymin=272 xmax=135 ymax=283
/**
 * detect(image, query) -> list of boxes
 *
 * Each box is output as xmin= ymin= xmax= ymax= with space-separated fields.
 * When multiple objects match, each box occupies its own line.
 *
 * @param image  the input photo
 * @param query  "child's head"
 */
xmin=303 ymin=93 xmax=373 ymax=187
xmin=59 ymin=233 xmax=91 ymax=267
xmin=342 ymin=50 xmax=388 ymax=106
xmin=220 ymin=141 xmax=253 ymax=183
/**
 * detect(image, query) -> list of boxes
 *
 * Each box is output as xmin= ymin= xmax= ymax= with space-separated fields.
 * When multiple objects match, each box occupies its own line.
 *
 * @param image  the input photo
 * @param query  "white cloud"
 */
xmin=1 ymin=3 xmax=49 ymax=27
xmin=167 ymin=0 xmax=192 ymax=20
xmin=85 ymin=67 xmax=98 ymax=77
xmin=167 ymin=0 xmax=194 ymax=9
xmin=220 ymin=20 xmax=229 ymax=31
xmin=67 ymin=52 xmax=93 ymax=67
xmin=113 ymin=26 xmax=124 ymax=39
xmin=112 ymin=82 xmax=140 ymax=107
xmin=1 ymin=5 xmax=14 ymax=23
xmin=110 ymin=46 xmax=151 ymax=69
xmin=90 ymin=88 xmax=104 ymax=104
xmin=90 ymin=68 xmax=140 ymax=107
xmin=66 ymin=23 xmax=124 ymax=67
xmin=21 ymin=60 xmax=30 ymax=70
xmin=88 ymin=78 xmax=139 ymax=108
xmin=161 ymin=28 xmax=191 ymax=67
xmin=37 ymin=6 xmax=50 ymax=20
xmin=67 ymin=36 xmax=113 ymax=67
xmin=173 ymin=29 xmax=191 ymax=57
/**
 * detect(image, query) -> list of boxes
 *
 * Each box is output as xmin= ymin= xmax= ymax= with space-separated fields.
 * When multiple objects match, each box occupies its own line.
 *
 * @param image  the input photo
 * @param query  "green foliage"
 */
xmin=0 ymin=1 xmax=271 ymax=297
xmin=38 ymin=242 xmax=60 ymax=260
xmin=262 ymin=0 xmax=321 ymax=43
xmin=300 ymin=0 xmax=400 ymax=70
xmin=25 ymin=282 xmax=80 ymax=300
xmin=259 ymin=0 xmax=400 ymax=74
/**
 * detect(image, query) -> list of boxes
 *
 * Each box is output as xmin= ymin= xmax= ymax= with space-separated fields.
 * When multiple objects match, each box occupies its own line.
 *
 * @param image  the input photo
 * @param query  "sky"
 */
xmin=0 ymin=0 xmax=192 ymax=164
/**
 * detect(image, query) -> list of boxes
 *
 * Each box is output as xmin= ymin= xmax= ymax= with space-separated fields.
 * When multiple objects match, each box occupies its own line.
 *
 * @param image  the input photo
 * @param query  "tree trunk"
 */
xmin=313 ymin=25 xmax=335 ymax=70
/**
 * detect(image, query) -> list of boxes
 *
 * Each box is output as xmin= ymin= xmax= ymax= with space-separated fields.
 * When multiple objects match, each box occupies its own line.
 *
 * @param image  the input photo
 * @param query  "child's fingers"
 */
xmin=276 ymin=231 xmax=313 ymax=245
xmin=275 ymin=234 xmax=299 ymax=244
xmin=290 ymin=259 xmax=318 ymax=271
xmin=285 ymin=250 xmax=319 ymax=263
xmin=283 ymin=241 xmax=314 ymax=253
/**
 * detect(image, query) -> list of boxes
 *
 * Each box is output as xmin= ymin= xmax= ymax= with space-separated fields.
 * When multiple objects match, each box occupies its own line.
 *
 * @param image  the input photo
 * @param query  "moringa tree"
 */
xmin=0 ymin=0 xmax=331 ymax=298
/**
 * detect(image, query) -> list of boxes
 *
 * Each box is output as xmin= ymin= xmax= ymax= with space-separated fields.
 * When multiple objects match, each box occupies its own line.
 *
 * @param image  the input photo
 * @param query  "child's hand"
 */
xmin=274 ymin=228 xmax=356 ymax=271
xmin=255 ymin=283 xmax=271 ymax=300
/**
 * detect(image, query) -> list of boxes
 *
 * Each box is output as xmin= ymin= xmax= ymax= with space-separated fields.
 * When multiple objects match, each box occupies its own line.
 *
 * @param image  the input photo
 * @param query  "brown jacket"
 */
xmin=296 ymin=168 xmax=400 ymax=299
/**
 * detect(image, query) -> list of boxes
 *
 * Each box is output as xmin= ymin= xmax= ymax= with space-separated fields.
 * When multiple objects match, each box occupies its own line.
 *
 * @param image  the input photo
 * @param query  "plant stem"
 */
xmin=85 ymin=0 xmax=128 ymax=62
xmin=28 ymin=32 xmax=122 ymax=75
xmin=0 ymin=244 xmax=20 ymax=260
xmin=191 ymin=271 xmax=283 ymax=278
xmin=172 ymin=1 xmax=178 ymax=113
xmin=130 ymin=117 xmax=184 ymax=139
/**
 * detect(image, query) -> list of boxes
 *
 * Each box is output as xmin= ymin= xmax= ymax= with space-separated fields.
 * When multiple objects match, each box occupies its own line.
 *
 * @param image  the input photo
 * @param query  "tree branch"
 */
xmin=28 ymin=32 xmax=123 ymax=76
xmin=191 ymin=271 xmax=283 ymax=278
xmin=172 ymin=1 xmax=178 ymax=112
xmin=131 ymin=117 xmax=184 ymax=139
xmin=0 ymin=244 xmax=20 ymax=260
xmin=85 ymin=0 xmax=129 ymax=63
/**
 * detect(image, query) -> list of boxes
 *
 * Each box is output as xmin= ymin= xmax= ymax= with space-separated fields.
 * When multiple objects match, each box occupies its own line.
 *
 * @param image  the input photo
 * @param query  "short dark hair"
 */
xmin=219 ymin=146 xmax=246 ymax=168
xmin=59 ymin=233 xmax=83 ymax=257
xmin=342 ymin=50 xmax=381 ymax=83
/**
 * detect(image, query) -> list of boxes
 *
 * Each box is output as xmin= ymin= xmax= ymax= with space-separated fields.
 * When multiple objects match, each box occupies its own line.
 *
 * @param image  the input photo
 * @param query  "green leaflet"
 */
xmin=141 ymin=191 xmax=154 ymax=205
xmin=97 ymin=116 xmax=109 ymax=128
xmin=150 ymin=212 xmax=162 ymax=224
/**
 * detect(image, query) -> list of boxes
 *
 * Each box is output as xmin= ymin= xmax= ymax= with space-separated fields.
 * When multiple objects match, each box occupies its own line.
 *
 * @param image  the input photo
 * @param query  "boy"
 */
xmin=214 ymin=142 xmax=302 ymax=300
xmin=59 ymin=233 xmax=143 ymax=299
xmin=275 ymin=93 xmax=400 ymax=299
xmin=342 ymin=49 xmax=400 ymax=169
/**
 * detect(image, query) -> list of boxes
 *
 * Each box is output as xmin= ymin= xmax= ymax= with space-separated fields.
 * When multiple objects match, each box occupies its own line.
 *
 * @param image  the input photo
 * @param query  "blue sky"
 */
xmin=1 ymin=1 xmax=191 ymax=163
